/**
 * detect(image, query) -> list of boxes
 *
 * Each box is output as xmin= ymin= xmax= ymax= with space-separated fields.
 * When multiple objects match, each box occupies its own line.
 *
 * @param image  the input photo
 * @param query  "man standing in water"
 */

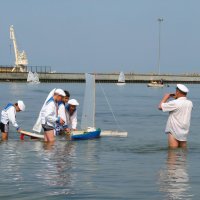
xmin=0 ymin=100 xmax=25 ymax=140
xmin=41 ymin=89 xmax=66 ymax=142
xmin=158 ymin=84 xmax=193 ymax=148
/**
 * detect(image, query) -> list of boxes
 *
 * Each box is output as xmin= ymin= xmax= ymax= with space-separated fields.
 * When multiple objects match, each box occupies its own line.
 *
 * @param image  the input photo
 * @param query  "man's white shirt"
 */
xmin=161 ymin=97 xmax=193 ymax=141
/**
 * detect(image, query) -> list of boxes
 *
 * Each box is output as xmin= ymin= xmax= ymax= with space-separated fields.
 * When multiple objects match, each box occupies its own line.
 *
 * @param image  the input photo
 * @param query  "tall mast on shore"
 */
xmin=10 ymin=25 xmax=28 ymax=72
xmin=157 ymin=18 xmax=163 ymax=75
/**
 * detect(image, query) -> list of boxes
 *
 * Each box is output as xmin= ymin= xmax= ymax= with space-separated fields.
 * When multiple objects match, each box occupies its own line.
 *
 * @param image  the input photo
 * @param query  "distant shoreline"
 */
xmin=1 ymin=72 xmax=200 ymax=83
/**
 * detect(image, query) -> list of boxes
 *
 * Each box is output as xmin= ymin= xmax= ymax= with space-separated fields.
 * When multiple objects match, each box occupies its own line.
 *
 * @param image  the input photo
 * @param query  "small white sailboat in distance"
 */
xmin=27 ymin=71 xmax=34 ymax=82
xmin=117 ymin=71 xmax=126 ymax=86
xmin=33 ymin=72 xmax=40 ymax=84
xmin=27 ymin=71 xmax=40 ymax=84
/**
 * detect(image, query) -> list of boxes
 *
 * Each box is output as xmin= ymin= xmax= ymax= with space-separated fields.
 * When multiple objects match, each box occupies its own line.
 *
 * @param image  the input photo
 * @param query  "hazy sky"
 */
xmin=0 ymin=0 xmax=200 ymax=73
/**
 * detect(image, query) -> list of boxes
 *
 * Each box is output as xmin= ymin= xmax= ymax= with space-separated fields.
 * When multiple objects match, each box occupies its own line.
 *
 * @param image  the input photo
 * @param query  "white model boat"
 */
xmin=117 ymin=71 xmax=126 ymax=86
xmin=27 ymin=71 xmax=34 ymax=82
xmin=70 ymin=73 xmax=101 ymax=140
xmin=71 ymin=73 xmax=128 ymax=139
xmin=27 ymin=71 xmax=40 ymax=84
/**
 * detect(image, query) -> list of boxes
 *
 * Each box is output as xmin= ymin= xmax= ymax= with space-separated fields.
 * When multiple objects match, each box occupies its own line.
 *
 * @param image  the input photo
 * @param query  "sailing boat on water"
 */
xmin=27 ymin=71 xmax=40 ymax=84
xmin=147 ymin=79 xmax=164 ymax=88
xmin=71 ymin=73 xmax=101 ymax=140
xmin=117 ymin=71 xmax=126 ymax=86
xmin=33 ymin=72 xmax=40 ymax=84
xmin=27 ymin=71 xmax=34 ymax=82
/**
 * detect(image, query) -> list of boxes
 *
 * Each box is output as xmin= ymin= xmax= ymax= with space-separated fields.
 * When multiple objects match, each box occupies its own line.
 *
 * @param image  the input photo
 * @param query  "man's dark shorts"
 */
xmin=42 ymin=124 xmax=54 ymax=131
xmin=0 ymin=122 xmax=9 ymax=133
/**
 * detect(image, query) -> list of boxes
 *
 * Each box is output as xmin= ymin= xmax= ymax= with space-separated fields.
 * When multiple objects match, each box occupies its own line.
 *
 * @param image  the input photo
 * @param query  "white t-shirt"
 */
xmin=41 ymin=97 xmax=58 ymax=127
xmin=66 ymin=110 xmax=77 ymax=130
xmin=161 ymin=97 xmax=193 ymax=141
xmin=1 ymin=103 xmax=19 ymax=129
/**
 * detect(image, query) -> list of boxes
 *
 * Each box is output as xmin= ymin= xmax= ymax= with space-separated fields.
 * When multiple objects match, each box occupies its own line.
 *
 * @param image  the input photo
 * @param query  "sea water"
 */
xmin=0 ymin=83 xmax=200 ymax=200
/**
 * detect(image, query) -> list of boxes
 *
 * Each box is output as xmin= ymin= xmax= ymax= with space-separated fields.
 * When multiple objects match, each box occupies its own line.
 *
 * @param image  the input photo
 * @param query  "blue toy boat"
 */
xmin=71 ymin=128 xmax=101 ymax=140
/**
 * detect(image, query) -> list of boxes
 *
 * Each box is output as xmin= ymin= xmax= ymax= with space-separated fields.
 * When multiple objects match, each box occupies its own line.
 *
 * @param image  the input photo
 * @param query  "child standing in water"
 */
xmin=0 ymin=100 xmax=25 ymax=140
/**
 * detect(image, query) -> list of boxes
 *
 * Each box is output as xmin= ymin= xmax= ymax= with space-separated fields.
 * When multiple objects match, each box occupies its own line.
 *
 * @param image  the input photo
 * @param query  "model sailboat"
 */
xmin=117 ymin=71 xmax=126 ymax=86
xmin=27 ymin=71 xmax=34 ymax=82
xmin=27 ymin=71 xmax=40 ymax=84
xmin=70 ymin=73 xmax=101 ymax=140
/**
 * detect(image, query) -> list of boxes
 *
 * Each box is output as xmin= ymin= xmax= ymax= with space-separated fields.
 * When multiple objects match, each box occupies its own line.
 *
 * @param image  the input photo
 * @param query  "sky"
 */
xmin=0 ymin=0 xmax=200 ymax=74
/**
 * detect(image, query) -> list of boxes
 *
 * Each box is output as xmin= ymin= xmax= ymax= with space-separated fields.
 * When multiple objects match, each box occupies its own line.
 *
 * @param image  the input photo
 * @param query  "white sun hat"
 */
xmin=18 ymin=100 xmax=25 ymax=111
xmin=177 ymin=84 xmax=189 ymax=93
xmin=68 ymin=99 xmax=79 ymax=106
xmin=54 ymin=89 xmax=66 ymax=96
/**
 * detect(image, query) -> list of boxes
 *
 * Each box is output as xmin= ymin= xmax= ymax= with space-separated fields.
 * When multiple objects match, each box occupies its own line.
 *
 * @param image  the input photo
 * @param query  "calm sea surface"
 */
xmin=0 ymin=83 xmax=200 ymax=200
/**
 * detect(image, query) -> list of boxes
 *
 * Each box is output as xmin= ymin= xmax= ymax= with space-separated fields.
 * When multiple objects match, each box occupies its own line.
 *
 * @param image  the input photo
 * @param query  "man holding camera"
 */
xmin=159 ymin=84 xmax=193 ymax=148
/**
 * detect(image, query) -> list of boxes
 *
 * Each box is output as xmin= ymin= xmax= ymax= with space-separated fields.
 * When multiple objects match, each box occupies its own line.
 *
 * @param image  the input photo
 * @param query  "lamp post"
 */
xmin=157 ymin=18 xmax=163 ymax=75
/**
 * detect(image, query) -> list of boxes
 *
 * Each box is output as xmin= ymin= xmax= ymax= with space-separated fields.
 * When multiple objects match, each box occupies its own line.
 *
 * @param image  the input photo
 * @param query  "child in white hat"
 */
xmin=41 ymin=88 xmax=66 ymax=142
xmin=0 ymin=100 xmax=25 ymax=140
xmin=65 ymin=99 xmax=79 ymax=131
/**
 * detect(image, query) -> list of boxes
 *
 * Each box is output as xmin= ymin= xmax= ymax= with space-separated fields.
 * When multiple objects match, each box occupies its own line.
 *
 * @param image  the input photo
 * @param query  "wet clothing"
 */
xmin=161 ymin=97 xmax=193 ymax=141
xmin=1 ymin=103 xmax=20 ymax=131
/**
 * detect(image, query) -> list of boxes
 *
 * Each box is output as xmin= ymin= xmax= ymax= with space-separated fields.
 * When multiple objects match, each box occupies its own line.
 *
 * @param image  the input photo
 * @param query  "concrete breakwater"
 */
xmin=1 ymin=72 xmax=200 ymax=83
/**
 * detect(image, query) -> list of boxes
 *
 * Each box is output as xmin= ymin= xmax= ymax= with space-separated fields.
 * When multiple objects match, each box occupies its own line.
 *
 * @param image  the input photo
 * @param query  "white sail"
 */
xmin=27 ymin=71 xmax=34 ymax=82
xmin=33 ymin=72 xmax=40 ymax=83
xmin=81 ymin=73 xmax=95 ymax=129
xmin=118 ymin=71 xmax=125 ymax=83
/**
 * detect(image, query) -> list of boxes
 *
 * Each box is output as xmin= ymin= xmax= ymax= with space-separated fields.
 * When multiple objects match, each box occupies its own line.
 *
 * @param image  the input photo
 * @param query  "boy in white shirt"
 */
xmin=56 ymin=90 xmax=70 ymax=135
xmin=41 ymin=89 xmax=66 ymax=142
xmin=65 ymin=99 xmax=79 ymax=131
xmin=0 ymin=100 xmax=25 ymax=140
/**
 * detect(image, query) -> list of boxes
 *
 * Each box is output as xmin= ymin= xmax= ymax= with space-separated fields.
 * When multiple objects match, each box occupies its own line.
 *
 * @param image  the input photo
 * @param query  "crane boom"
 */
xmin=10 ymin=25 xmax=28 ymax=72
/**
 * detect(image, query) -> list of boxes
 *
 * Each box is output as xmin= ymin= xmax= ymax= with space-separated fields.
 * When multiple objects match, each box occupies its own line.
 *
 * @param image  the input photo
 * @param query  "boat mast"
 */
xmin=94 ymin=73 xmax=96 ymax=128
xmin=10 ymin=25 xmax=28 ymax=72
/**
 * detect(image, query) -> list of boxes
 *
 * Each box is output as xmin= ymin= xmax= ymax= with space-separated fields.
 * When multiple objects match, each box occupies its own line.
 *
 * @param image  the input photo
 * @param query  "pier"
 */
xmin=0 ymin=72 xmax=200 ymax=83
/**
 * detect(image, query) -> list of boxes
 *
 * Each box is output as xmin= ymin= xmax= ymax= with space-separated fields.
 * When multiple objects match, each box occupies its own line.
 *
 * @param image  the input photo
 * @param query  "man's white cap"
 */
xmin=68 ymin=99 xmax=79 ymax=106
xmin=177 ymin=84 xmax=189 ymax=93
xmin=18 ymin=100 xmax=25 ymax=111
xmin=54 ymin=89 xmax=66 ymax=96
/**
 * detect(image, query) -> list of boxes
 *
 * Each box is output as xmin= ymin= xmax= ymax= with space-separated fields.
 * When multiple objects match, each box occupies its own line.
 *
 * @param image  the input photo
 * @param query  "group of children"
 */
xmin=0 ymin=88 xmax=79 ymax=142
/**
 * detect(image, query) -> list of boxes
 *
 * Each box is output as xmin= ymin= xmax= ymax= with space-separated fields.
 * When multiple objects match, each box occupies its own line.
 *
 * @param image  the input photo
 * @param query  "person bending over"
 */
xmin=0 ymin=100 xmax=25 ymax=140
xmin=41 ymin=89 xmax=66 ymax=142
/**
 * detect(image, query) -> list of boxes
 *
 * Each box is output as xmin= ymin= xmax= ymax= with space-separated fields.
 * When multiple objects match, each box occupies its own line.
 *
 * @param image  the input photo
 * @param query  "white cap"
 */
xmin=177 ymin=84 xmax=189 ymax=93
xmin=54 ymin=89 xmax=66 ymax=96
xmin=18 ymin=100 xmax=25 ymax=111
xmin=68 ymin=99 xmax=79 ymax=106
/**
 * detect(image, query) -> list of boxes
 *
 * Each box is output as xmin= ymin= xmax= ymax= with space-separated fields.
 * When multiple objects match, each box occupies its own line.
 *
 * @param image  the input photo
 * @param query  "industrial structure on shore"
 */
xmin=0 ymin=72 xmax=200 ymax=84
xmin=1 ymin=25 xmax=200 ymax=84
xmin=9 ymin=25 xmax=28 ymax=72
xmin=0 ymin=25 xmax=48 ymax=73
